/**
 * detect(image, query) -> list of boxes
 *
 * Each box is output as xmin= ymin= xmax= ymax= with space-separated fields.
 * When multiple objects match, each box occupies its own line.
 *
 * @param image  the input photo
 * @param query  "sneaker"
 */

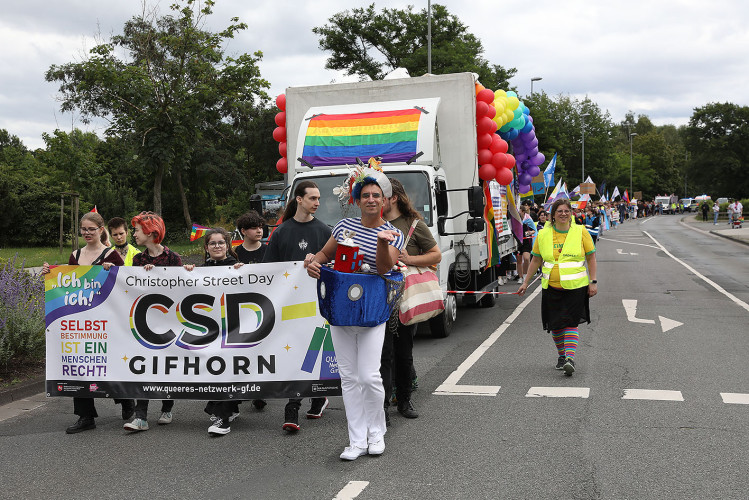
xmin=157 ymin=412 xmax=173 ymax=425
xmin=555 ymin=356 xmax=566 ymax=370
xmin=368 ymin=439 xmax=385 ymax=456
xmin=66 ymin=417 xmax=96 ymax=434
xmin=252 ymin=399 xmax=267 ymax=411
xmin=208 ymin=418 xmax=231 ymax=436
xmin=229 ymin=411 xmax=240 ymax=422
xmin=124 ymin=418 xmax=149 ymax=432
xmin=411 ymin=377 xmax=419 ymax=391
xmin=339 ymin=446 xmax=368 ymax=461
xmin=563 ymin=357 xmax=575 ymax=376
xmin=121 ymin=400 xmax=135 ymax=420
xmin=397 ymin=399 xmax=419 ymax=419
xmin=306 ymin=397 xmax=329 ymax=419
xmin=282 ymin=406 xmax=300 ymax=432
xmin=209 ymin=414 xmax=218 ymax=422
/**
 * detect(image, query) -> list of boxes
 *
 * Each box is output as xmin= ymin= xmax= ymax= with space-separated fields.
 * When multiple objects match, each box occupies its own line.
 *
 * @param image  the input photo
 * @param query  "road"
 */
xmin=1 ymin=215 xmax=748 ymax=500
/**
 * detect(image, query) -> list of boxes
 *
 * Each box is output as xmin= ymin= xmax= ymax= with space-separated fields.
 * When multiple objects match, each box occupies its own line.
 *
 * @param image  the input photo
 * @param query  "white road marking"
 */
xmin=659 ymin=315 xmax=683 ymax=333
xmin=720 ymin=393 xmax=749 ymax=405
xmin=599 ymin=237 xmax=658 ymax=249
xmin=644 ymin=231 xmax=749 ymax=314
xmin=622 ymin=299 xmax=655 ymax=324
xmin=433 ymin=283 xmax=542 ymax=396
xmin=526 ymin=387 xmax=590 ymax=398
xmin=616 ymin=248 xmax=639 ymax=256
xmin=333 ymin=481 xmax=369 ymax=500
xmin=622 ymin=389 xmax=684 ymax=401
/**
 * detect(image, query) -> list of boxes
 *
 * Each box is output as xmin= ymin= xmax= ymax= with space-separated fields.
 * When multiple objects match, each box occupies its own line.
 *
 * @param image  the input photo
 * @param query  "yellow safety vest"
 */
xmin=537 ymin=223 xmax=589 ymax=290
xmin=111 ymin=244 xmax=141 ymax=266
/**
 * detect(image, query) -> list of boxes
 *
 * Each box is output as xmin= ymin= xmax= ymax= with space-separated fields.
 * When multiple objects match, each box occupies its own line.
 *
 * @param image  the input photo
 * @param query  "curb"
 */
xmin=709 ymin=230 xmax=749 ymax=247
xmin=0 ymin=376 xmax=46 ymax=406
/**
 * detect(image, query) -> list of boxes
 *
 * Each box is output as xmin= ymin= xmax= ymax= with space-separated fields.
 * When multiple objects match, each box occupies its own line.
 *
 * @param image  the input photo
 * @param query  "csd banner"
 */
xmin=45 ymin=263 xmax=341 ymax=400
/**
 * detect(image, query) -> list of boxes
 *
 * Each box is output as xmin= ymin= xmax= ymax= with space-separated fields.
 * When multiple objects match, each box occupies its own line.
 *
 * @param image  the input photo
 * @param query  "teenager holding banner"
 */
xmin=42 ymin=212 xmax=130 ymax=434
xmin=124 ymin=211 xmax=183 ymax=432
xmin=305 ymin=170 xmax=404 ymax=461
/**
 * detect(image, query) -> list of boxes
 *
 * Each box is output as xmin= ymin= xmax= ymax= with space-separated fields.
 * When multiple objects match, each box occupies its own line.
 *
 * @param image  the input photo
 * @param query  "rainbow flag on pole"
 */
xmin=190 ymin=224 xmax=210 ymax=241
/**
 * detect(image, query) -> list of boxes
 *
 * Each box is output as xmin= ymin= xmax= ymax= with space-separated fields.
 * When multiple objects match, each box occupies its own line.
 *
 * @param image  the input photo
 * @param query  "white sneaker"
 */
xmin=157 ymin=412 xmax=173 ymax=425
xmin=123 ymin=418 xmax=149 ymax=432
xmin=208 ymin=418 xmax=231 ymax=436
xmin=229 ymin=411 xmax=240 ymax=422
xmin=339 ymin=446 xmax=368 ymax=461
xmin=368 ymin=439 xmax=385 ymax=456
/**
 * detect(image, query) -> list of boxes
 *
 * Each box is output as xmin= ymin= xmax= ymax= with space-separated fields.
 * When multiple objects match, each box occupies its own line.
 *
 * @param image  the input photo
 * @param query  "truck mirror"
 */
xmin=436 ymin=184 xmax=448 ymax=217
xmin=437 ymin=216 xmax=447 ymax=236
xmin=467 ymin=186 xmax=484 ymax=218
xmin=249 ymin=194 xmax=263 ymax=215
xmin=467 ymin=217 xmax=484 ymax=233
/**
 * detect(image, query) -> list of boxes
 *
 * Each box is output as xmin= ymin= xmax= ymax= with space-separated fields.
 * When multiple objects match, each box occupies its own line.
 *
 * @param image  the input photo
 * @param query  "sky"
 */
xmin=2 ymin=0 xmax=748 ymax=149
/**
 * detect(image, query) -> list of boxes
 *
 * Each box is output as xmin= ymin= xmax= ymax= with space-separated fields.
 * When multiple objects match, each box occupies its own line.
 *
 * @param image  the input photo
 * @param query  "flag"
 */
xmin=599 ymin=181 xmax=606 ymax=197
xmin=190 ymin=224 xmax=210 ymax=241
xmin=543 ymin=153 xmax=557 ymax=188
xmin=600 ymin=192 xmax=607 ymax=202
xmin=90 ymin=205 xmax=98 ymax=213
xmin=570 ymin=184 xmax=580 ymax=198
xmin=577 ymin=193 xmax=590 ymax=209
xmin=520 ymin=187 xmax=534 ymax=201
xmin=623 ymin=190 xmax=630 ymax=203
xmin=483 ymin=183 xmax=500 ymax=269
xmin=612 ymin=186 xmax=621 ymax=200
xmin=505 ymin=183 xmax=525 ymax=244
xmin=547 ymin=178 xmax=562 ymax=201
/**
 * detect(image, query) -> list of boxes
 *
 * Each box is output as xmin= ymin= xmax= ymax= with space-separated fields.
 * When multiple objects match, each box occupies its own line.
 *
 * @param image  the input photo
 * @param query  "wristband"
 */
xmin=590 ymin=280 xmax=597 ymax=284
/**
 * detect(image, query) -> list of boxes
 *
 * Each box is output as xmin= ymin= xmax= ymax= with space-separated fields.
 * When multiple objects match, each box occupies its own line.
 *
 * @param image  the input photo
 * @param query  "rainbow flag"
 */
xmin=302 ymin=109 xmax=422 ymax=167
xmin=190 ymin=224 xmax=210 ymax=241
xmin=483 ymin=183 xmax=500 ymax=270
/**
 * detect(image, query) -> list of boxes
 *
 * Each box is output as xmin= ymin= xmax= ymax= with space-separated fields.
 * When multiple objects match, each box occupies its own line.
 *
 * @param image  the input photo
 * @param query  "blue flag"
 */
xmin=543 ymin=153 xmax=557 ymax=188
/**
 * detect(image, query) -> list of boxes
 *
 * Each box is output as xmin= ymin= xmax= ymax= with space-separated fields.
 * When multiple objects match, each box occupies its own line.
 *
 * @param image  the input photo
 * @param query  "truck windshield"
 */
xmin=290 ymin=171 xmax=433 ymax=228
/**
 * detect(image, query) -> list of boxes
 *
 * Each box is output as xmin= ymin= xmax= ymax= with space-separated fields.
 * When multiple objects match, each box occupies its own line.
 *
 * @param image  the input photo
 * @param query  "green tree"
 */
xmin=313 ymin=3 xmax=516 ymax=90
xmin=45 ymin=0 xmax=270 ymax=225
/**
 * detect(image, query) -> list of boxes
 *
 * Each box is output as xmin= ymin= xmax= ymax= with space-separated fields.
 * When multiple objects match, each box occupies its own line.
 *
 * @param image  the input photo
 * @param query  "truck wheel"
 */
xmin=479 ymin=287 xmax=497 ymax=308
xmin=429 ymin=294 xmax=456 ymax=338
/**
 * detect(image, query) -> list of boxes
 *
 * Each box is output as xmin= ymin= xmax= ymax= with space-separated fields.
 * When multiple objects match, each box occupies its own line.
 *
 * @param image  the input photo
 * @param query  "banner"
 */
xmin=580 ymin=182 xmax=596 ymax=195
xmin=45 ymin=264 xmax=341 ymax=400
xmin=487 ymin=181 xmax=511 ymax=239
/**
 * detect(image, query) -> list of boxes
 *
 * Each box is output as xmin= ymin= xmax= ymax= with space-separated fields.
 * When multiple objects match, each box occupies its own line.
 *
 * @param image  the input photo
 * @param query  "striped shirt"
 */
xmin=332 ymin=217 xmax=404 ymax=270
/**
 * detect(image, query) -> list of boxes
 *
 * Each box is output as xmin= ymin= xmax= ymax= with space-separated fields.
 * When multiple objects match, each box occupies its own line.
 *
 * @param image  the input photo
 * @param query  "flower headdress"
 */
xmin=332 ymin=157 xmax=392 ymax=205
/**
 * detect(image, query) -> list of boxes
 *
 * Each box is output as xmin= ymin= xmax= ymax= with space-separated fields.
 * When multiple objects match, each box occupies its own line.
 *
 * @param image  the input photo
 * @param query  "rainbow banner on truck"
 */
xmin=297 ymin=98 xmax=440 ymax=168
xmin=45 ymin=263 xmax=340 ymax=400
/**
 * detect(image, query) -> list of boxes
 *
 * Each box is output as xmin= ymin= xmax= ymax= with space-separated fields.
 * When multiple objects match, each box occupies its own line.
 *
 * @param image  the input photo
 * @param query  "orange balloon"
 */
xmin=475 ymin=83 xmax=486 ymax=95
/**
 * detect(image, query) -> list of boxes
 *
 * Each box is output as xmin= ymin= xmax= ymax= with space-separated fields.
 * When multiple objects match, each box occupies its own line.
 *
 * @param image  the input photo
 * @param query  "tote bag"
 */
xmin=398 ymin=219 xmax=444 ymax=325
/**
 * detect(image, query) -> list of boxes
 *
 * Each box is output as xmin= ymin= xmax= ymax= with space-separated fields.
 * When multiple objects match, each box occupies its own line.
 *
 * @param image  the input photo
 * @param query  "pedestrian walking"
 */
xmin=517 ymin=199 xmax=598 ymax=376
xmin=713 ymin=201 xmax=720 ymax=224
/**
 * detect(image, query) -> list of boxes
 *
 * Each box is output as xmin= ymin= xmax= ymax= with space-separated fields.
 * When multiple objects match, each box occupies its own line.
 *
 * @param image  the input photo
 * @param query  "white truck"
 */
xmin=282 ymin=72 xmax=517 ymax=337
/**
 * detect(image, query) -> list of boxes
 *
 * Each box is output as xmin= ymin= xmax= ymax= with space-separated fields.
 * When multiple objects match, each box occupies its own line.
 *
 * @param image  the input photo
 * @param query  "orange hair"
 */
xmin=131 ymin=211 xmax=166 ymax=244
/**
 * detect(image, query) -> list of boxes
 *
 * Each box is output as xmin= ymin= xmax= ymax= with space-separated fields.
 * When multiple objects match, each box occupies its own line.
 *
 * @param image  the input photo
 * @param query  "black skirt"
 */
xmin=541 ymin=286 xmax=590 ymax=332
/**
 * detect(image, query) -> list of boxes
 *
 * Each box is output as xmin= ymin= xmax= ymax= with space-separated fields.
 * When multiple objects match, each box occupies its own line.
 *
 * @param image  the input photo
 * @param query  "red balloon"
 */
xmin=495 ymin=166 xmax=514 ymax=185
xmin=272 ymin=126 xmax=286 ymax=142
xmin=479 ymin=164 xmax=496 ymax=181
xmin=489 ymin=135 xmax=508 ymax=154
xmin=476 ymin=101 xmax=489 ymax=117
xmin=491 ymin=152 xmax=507 ymax=169
xmin=279 ymin=141 xmax=287 ymax=158
xmin=276 ymin=94 xmax=286 ymax=111
xmin=274 ymin=111 xmax=286 ymax=127
xmin=477 ymin=133 xmax=493 ymax=150
xmin=485 ymin=105 xmax=496 ymax=120
xmin=477 ymin=148 xmax=493 ymax=165
xmin=477 ymin=88 xmax=495 ymax=104
xmin=505 ymin=154 xmax=516 ymax=169
xmin=276 ymin=157 xmax=288 ymax=174
xmin=477 ymin=117 xmax=495 ymax=135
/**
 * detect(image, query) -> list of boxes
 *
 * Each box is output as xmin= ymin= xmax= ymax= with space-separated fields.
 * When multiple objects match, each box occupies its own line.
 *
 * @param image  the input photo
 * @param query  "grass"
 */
xmin=1 ymin=237 xmax=206 ymax=267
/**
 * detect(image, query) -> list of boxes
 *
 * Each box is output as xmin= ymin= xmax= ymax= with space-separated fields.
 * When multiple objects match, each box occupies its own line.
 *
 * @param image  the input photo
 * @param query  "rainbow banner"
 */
xmin=297 ymin=98 xmax=439 ymax=168
xmin=190 ymin=224 xmax=210 ymax=241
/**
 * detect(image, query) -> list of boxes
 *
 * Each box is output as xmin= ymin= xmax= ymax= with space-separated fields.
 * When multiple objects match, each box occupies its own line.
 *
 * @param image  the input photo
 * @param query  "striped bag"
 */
xmin=398 ymin=220 xmax=444 ymax=326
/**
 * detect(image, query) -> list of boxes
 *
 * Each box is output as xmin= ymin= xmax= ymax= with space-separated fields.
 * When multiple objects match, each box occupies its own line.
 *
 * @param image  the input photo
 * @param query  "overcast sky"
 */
xmin=2 ymin=0 xmax=748 ymax=149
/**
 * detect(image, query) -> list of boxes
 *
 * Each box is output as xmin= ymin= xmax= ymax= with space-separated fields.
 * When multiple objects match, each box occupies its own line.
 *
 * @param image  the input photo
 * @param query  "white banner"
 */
xmin=45 ymin=263 xmax=340 ymax=400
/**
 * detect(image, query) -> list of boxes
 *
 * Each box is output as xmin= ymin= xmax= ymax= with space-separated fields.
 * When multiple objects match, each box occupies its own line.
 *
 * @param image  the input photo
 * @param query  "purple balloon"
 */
xmin=525 ymin=130 xmax=536 ymax=142
xmin=515 ymin=152 xmax=528 ymax=163
xmin=528 ymin=147 xmax=539 ymax=157
xmin=519 ymin=183 xmax=532 ymax=194
xmin=529 ymin=153 xmax=546 ymax=166
xmin=527 ymin=165 xmax=541 ymax=177
xmin=529 ymin=138 xmax=539 ymax=148
xmin=519 ymin=173 xmax=533 ymax=185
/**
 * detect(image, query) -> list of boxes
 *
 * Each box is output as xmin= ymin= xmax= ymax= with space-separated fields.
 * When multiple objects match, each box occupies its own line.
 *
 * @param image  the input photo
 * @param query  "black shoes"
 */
xmin=397 ymin=399 xmax=419 ymax=419
xmin=66 ymin=417 xmax=96 ymax=434
xmin=555 ymin=356 xmax=566 ymax=370
xmin=252 ymin=399 xmax=267 ymax=411
xmin=563 ymin=357 xmax=575 ymax=376
xmin=282 ymin=405 xmax=300 ymax=432
xmin=306 ymin=397 xmax=329 ymax=419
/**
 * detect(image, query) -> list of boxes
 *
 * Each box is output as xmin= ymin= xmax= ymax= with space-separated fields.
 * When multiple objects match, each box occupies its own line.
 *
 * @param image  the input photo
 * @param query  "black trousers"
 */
xmin=134 ymin=399 xmax=174 ymax=420
xmin=73 ymin=398 xmax=133 ymax=418
xmin=380 ymin=318 xmax=417 ymax=407
xmin=285 ymin=397 xmax=326 ymax=411
xmin=205 ymin=400 xmax=241 ymax=420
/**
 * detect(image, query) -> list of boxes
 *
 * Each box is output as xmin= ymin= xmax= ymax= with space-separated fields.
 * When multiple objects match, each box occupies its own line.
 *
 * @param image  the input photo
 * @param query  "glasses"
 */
xmin=207 ymin=241 xmax=227 ymax=248
xmin=80 ymin=227 xmax=100 ymax=234
xmin=556 ymin=210 xmax=571 ymax=214
xmin=360 ymin=192 xmax=382 ymax=199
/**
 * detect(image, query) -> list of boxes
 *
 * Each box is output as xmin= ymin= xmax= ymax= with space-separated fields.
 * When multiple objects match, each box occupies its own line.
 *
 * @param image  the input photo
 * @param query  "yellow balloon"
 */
xmin=504 ymin=109 xmax=514 ymax=122
xmin=493 ymin=116 xmax=503 ymax=127
xmin=507 ymin=96 xmax=520 ymax=110
xmin=494 ymin=89 xmax=507 ymax=100
xmin=494 ymin=100 xmax=506 ymax=114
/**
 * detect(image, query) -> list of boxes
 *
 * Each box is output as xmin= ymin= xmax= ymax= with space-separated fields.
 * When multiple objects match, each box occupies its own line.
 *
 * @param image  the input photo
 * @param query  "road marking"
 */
xmin=622 ymin=389 xmax=684 ymax=401
xmin=599 ymin=237 xmax=659 ymax=249
xmin=622 ymin=299 xmax=655 ymax=324
xmin=644 ymin=231 xmax=749 ymax=314
xmin=658 ymin=315 xmax=683 ymax=333
xmin=333 ymin=481 xmax=369 ymax=500
xmin=526 ymin=387 xmax=590 ymax=398
xmin=720 ymin=393 xmax=749 ymax=405
xmin=433 ymin=283 xmax=542 ymax=397
xmin=616 ymin=248 xmax=639 ymax=255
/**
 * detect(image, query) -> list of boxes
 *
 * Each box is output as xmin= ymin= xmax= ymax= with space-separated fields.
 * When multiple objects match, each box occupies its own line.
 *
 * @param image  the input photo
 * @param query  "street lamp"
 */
xmin=530 ymin=76 xmax=542 ymax=95
xmin=630 ymin=132 xmax=638 ymax=196
xmin=581 ymin=113 xmax=590 ymax=182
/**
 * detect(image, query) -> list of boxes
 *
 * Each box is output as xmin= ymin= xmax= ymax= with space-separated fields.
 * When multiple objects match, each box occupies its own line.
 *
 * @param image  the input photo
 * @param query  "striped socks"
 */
xmin=552 ymin=327 xmax=579 ymax=359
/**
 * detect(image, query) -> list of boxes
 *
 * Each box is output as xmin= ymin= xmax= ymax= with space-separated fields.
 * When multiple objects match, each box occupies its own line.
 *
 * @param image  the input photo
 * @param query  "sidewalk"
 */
xmin=680 ymin=215 xmax=749 ymax=246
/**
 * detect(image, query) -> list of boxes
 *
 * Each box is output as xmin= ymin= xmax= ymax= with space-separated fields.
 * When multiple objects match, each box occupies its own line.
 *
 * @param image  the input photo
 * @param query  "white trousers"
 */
xmin=330 ymin=323 xmax=387 ymax=449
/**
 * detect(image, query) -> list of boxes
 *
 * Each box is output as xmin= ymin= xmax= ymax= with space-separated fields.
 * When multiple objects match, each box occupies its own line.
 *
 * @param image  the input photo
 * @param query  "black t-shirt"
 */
xmin=235 ymin=244 xmax=266 ymax=264
xmin=201 ymin=256 xmax=238 ymax=267
xmin=263 ymin=217 xmax=332 ymax=263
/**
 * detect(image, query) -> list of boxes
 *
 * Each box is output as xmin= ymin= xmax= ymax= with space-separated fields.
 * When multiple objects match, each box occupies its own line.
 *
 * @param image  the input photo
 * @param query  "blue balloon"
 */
xmin=521 ymin=119 xmax=533 ymax=134
xmin=523 ymin=106 xmax=531 ymax=115
xmin=506 ymin=91 xmax=517 ymax=98
xmin=498 ymin=130 xmax=510 ymax=140
xmin=508 ymin=129 xmax=519 ymax=140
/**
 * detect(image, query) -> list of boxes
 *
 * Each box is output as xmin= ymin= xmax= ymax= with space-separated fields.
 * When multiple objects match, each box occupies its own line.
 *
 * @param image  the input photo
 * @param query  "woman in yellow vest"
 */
xmin=517 ymin=199 xmax=598 ymax=376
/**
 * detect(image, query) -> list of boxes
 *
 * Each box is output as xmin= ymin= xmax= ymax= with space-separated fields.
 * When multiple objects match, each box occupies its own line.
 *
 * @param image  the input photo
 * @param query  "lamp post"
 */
xmin=581 ymin=113 xmax=590 ymax=182
xmin=427 ymin=0 xmax=432 ymax=74
xmin=629 ymin=132 xmax=638 ymax=196
xmin=530 ymin=76 xmax=542 ymax=95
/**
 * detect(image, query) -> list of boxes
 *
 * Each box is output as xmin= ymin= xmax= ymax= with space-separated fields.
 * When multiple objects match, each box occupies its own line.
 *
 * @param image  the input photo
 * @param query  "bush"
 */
xmin=0 ymin=255 xmax=45 ymax=369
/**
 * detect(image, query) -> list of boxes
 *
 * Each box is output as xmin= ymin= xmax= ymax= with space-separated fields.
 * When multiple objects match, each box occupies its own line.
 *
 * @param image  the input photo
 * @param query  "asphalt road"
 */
xmin=1 ymin=215 xmax=748 ymax=500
